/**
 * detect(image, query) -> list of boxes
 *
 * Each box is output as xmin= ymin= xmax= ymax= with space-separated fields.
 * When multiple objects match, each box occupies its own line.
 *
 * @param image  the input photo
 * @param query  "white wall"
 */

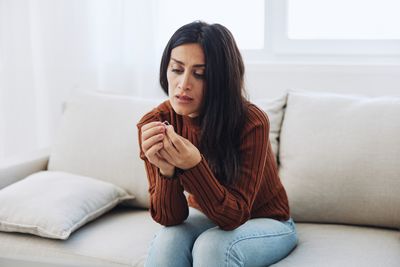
xmin=245 ymin=64 xmax=400 ymax=100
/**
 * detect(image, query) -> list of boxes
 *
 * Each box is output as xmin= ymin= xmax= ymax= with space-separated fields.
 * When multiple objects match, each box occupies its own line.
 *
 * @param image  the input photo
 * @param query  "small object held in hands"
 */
xmin=163 ymin=121 xmax=170 ymax=126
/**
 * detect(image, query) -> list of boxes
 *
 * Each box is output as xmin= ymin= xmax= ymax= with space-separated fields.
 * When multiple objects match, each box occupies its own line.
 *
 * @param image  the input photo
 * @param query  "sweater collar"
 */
xmin=182 ymin=114 xmax=201 ymax=131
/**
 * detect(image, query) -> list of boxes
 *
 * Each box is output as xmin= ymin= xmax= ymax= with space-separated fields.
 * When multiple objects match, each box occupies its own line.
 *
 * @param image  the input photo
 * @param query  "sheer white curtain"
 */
xmin=0 ymin=0 xmax=162 ymax=159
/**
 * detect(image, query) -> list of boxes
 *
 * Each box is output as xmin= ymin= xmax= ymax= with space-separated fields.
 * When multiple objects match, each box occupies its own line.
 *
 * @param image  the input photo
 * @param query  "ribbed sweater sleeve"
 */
xmin=179 ymin=105 xmax=270 ymax=230
xmin=137 ymin=109 xmax=189 ymax=226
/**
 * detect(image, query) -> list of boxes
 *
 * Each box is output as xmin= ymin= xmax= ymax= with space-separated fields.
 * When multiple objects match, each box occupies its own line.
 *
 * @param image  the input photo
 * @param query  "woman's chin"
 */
xmin=171 ymin=104 xmax=190 ymax=116
xmin=174 ymin=109 xmax=190 ymax=116
xmin=170 ymin=101 xmax=199 ymax=117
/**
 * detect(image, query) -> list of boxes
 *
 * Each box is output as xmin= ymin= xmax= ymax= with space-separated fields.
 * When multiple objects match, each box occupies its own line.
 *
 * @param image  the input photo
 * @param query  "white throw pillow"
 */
xmin=0 ymin=171 xmax=133 ymax=239
xmin=254 ymin=93 xmax=288 ymax=163
xmin=48 ymin=92 xmax=163 ymax=208
xmin=279 ymin=91 xmax=400 ymax=229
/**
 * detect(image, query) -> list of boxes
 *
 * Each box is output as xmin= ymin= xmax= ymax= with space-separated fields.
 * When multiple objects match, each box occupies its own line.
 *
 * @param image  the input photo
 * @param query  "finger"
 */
xmin=159 ymin=148 xmax=175 ymax=165
xmin=162 ymin=133 xmax=180 ymax=158
xmin=144 ymin=142 xmax=163 ymax=163
xmin=179 ymin=135 xmax=191 ymax=145
xmin=142 ymin=125 xmax=165 ymax=143
xmin=141 ymin=121 xmax=163 ymax=132
xmin=142 ymin=133 xmax=165 ymax=153
xmin=162 ymin=130 xmax=176 ymax=149
xmin=165 ymin=125 xmax=186 ymax=152
xmin=149 ymin=146 xmax=175 ymax=171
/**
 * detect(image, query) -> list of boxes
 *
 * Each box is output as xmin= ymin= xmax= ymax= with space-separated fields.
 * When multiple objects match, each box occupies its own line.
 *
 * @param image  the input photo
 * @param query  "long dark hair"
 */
xmin=160 ymin=21 xmax=248 ymax=185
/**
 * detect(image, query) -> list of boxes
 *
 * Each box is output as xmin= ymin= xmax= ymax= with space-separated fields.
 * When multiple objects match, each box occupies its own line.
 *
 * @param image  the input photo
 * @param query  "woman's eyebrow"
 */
xmin=171 ymin=57 xmax=205 ymax=68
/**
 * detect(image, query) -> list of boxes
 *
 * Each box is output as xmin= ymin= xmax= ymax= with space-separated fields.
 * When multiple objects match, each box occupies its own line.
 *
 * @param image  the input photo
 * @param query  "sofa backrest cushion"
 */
xmin=279 ymin=91 xmax=400 ymax=229
xmin=254 ymin=93 xmax=288 ymax=164
xmin=48 ymin=92 xmax=163 ymax=208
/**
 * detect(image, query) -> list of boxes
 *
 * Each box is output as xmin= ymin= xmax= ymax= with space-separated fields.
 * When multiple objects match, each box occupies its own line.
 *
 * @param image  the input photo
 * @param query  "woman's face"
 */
xmin=167 ymin=43 xmax=205 ymax=118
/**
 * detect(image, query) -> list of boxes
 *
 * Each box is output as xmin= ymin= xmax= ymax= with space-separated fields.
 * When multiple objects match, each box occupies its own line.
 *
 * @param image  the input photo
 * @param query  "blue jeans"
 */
xmin=144 ymin=208 xmax=298 ymax=267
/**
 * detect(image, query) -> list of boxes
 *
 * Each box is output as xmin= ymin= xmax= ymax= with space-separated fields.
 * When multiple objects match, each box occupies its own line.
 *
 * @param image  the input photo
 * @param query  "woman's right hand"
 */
xmin=141 ymin=121 xmax=175 ymax=177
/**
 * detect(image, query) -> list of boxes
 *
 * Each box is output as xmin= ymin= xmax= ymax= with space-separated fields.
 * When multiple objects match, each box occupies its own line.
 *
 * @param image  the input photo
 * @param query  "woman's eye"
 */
xmin=171 ymin=68 xmax=183 ymax=73
xmin=194 ymin=72 xmax=205 ymax=79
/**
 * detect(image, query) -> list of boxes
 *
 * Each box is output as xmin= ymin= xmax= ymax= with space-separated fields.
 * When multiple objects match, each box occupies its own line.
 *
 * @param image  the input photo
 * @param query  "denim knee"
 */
xmin=192 ymin=219 xmax=298 ymax=267
xmin=192 ymin=229 xmax=243 ymax=267
xmin=145 ymin=209 xmax=217 ymax=267
xmin=144 ymin=225 xmax=195 ymax=267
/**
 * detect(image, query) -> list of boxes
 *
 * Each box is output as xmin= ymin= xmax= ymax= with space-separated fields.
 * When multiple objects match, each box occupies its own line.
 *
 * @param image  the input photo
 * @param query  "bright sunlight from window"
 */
xmin=156 ymin=0 xmax=264 ymax=50
xmin=288 ymin=0 xmax=400 ymax=39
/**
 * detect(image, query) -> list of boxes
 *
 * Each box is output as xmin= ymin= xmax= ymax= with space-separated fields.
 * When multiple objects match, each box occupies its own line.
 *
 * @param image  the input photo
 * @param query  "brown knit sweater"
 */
xmin=137 ymin=100 xmax=290 ymax=230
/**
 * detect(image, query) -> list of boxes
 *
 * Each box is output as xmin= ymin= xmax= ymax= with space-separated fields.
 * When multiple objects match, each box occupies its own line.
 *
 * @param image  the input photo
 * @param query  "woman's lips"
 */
xmin=176 ymin=95 xmax=193 ymax=103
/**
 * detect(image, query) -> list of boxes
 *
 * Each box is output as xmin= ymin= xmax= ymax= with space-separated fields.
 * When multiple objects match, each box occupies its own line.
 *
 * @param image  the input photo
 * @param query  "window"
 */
xmin=268 ymin=0 xmax=400 ymax=57
xmin=155 ymin=0 xmax=400 ymax=63
xmin=288 ymin=0 xmax=400 ymax=39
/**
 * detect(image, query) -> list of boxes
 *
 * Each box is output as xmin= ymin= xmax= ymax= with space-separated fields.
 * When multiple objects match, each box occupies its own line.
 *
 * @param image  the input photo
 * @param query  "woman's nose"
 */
xmin=178 ymin=72 xmax=192 ymax=90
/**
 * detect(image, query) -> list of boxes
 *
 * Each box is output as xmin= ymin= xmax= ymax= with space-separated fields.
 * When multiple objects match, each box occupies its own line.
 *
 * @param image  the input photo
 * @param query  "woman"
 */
xmin=137 ymin=21 xmax=297 ymax=267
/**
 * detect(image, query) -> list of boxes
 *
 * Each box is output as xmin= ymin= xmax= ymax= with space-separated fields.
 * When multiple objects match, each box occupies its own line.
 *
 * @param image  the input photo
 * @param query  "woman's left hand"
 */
xmin=158 ymin=125 xmax=202 ymax=170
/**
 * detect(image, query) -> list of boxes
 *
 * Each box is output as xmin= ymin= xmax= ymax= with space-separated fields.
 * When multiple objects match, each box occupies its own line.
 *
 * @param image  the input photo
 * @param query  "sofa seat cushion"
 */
xmin=1 ymin=216 xmax=399 ymax=267
xmin=272 ymin=223 xmax=400 ymax=267
xmin=0 ymin=207 xmax=161 ymax=267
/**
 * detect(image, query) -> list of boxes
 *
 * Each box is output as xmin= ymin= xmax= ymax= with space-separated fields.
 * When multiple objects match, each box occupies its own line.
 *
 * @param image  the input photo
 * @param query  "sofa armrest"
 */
xmin=0 ymin=148 xmax=50 ymax=190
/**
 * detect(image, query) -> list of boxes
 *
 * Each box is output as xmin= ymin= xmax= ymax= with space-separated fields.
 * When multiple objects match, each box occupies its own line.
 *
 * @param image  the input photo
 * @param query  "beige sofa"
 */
xmin=0 ymin=91 xmax=399 ymax=267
